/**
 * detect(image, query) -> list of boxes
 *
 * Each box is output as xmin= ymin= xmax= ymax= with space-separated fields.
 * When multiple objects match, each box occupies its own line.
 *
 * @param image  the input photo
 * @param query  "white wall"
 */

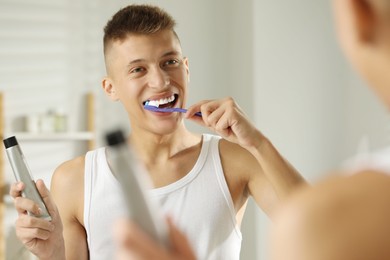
xmin=343 ymin=68 xmax=390 ymax=157
xmin=253 ymin=0 xmax=349 ymax=259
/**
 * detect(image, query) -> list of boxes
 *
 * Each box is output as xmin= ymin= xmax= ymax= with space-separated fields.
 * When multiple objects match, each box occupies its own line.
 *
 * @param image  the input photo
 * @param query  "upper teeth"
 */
xmin=147 ymin=94 xmax=175 ymax=107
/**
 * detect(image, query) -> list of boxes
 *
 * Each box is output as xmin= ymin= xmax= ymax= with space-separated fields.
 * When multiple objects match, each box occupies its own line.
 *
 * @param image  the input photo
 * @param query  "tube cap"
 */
xmin=106 ymin=129 xmax=126 ymax=146
xmin=3 ymin=136 xmax=18 ymax=148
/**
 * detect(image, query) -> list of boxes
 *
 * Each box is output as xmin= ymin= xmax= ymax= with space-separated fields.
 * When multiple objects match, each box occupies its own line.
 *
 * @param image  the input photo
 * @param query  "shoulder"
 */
xmin=274 ymin=171 xmax=390 ymax=221
xmin=218 ymin=138 xmax=252 ymax=158
xmin=217 ymin=138 xmax=264 ymax=198
xmin=218 ymin=138 xmax=261 ymax=177
xmin=283 ymin=171 xmax=390 ymax=212
xmin=51 ymin=155 xmax=86 ymax=222
xmin=270 ymin=171 xmax=390 ymax=260
xmin=51 ymin=155 xmax=86 ymax=191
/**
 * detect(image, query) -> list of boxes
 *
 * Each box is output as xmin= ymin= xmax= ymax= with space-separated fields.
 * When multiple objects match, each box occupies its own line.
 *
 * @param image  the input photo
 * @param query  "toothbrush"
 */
xmin=144 ymin=104 xmax=202 ymax=117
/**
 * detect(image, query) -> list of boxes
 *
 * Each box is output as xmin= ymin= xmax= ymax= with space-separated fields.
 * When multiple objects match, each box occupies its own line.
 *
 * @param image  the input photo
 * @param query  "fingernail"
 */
xmin=37 ymin=207 xmax=42 ymax=215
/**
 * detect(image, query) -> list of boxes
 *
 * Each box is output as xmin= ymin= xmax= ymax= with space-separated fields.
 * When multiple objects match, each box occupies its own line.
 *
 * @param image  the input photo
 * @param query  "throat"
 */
xmin=145 ymin=142 xmax=202 ymax=188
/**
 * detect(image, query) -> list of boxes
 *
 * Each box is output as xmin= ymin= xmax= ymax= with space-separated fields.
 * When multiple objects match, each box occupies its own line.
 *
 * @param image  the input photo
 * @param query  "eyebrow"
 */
xmin=161 ymin=50 xmax=182 ymax=58
xmin=127 ymin=58 xmax=145 ymax=67
xmin=126 ymin=51 xmax=182 ymax=67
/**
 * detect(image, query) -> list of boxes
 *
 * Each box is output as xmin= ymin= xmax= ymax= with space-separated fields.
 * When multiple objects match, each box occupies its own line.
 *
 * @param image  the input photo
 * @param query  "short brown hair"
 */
xmin=103 ymin=4 xmax=177 ymax=54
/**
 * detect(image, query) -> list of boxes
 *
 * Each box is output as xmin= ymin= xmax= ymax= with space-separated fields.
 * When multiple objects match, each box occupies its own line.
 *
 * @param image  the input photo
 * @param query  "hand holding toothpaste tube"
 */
xmin=9 ymin=180 xmax=65 ymax=260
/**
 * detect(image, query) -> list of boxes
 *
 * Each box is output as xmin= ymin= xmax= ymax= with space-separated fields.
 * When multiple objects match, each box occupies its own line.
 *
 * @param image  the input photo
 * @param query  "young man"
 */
xmin=114 ymin=0 xmax=390 ymax=259
xmin=10 ymin=4 xmax=305 ymax=260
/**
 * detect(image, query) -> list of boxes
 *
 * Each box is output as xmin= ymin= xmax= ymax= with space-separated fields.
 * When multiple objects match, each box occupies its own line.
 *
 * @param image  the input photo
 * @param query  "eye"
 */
xmin=130 ymin=67 xmax=145 ymax=74
xmin=163 ymin=59 xmax=180 ymax=67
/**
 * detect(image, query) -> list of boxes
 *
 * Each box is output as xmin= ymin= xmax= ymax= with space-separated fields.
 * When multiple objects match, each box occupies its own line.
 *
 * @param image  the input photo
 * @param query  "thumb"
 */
xmin=167 ymin=217 xmax=196 ymax=259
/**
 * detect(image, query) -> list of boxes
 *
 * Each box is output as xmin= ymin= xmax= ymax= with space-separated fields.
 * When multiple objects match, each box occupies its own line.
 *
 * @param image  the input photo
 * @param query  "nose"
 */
xmin=148 ymin=67 xmax=170 ymax=89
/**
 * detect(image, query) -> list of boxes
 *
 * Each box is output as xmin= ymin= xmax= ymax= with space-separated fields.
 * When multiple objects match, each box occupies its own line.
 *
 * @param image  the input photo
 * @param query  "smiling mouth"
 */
xmin=143 ymin=94 xmax=178 ymax=108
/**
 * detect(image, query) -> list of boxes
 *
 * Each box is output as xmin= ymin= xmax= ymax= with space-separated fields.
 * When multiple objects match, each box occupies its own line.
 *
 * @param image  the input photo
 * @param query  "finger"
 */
xmin=116 ymin=249 xmax=138 ymax=260
xmin=203 ymin=104 xmax=227 ymax=128
xmin=114 ymin=219 xmax=165 ymax=259
xmin=14 ymin=196 xmax=41 ymax=216
xmin=15 ymin=215 xmax=55 ymax=243
xmin=166 ymin=218 xmax=195 ymax=259
xmin=9 ymin=182 xmax=25 ymax=198
xmin=113 ymin=218 xmax=131 ymax=245
xmin=16 ymin=214 xmax=55 ymax=232
xmin=35 ymin=179 xmax=58 ymax=220
xmin=16 ymin=226 xmax=52 ymax=241
xmin=185 ymin=113 xmax=207 ymax=127
xmin=113 ymin=220 xmax=140 ymax=260
xmin=186 ymin=99 xmax=221 ymax=122
xmin=200 ymin=102 xmax=237 ymax=138
xmin=198 ymin=100 xmax=220 ymax=116
xmin=186 ymin=100 xmax=221 ymax=127
xmin=185 ymin=100 xmax=211 ymax=117
xmin=214 ymin=109 xmax=238 ymax=137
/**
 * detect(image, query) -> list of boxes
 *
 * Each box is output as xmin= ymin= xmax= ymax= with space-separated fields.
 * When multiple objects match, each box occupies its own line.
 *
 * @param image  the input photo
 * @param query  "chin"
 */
xmin=150 ymin=121 xmax=181 ymax=136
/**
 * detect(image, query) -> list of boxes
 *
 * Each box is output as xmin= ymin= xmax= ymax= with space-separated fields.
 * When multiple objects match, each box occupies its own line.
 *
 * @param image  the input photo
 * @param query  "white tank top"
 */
xmin=84 ymin=134 xmax=242 ymax=260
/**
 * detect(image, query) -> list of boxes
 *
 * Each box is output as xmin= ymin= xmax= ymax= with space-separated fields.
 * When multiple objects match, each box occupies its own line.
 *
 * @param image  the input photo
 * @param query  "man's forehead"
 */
xmin=106 ymin=31 xmax=182 ymax=59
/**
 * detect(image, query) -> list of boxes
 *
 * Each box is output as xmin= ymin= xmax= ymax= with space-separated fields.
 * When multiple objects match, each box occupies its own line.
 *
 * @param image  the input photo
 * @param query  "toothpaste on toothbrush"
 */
xmin=145 ymin=100 xmax=159 ymax=107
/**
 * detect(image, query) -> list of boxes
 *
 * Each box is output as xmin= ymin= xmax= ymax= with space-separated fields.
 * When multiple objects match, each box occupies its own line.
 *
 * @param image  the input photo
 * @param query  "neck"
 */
xmin=128 ymin=125 xmax=201 ymax=164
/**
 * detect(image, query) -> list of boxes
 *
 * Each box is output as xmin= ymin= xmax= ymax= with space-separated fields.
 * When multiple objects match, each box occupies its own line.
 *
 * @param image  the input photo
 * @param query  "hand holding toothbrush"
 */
xmin=184 ymin=97 xmax=265 ymax=151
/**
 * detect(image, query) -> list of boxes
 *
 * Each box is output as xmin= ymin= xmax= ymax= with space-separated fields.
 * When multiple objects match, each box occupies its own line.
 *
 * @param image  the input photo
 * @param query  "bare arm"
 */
xmin=186 ymin=97 xmax=306 ymax=216
xmin=51 ymin=156 xmax=89 ymax=260
xmin=246 ymin=134 xmax=306 ymax=201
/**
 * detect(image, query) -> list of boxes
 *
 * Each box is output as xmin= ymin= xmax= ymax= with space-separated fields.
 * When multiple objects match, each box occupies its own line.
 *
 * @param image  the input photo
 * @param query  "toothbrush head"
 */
xmin=143 ymin=105 xmax=167 ymax=112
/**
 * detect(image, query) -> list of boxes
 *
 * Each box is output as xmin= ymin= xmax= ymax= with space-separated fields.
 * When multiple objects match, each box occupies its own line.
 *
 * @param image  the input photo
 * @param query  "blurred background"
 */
xmin=1 ymin=0 xmax=389 ymax=259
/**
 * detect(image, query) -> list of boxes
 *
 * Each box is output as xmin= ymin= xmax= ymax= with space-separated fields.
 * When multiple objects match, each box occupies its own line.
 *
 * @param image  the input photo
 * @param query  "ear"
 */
xmin=352 ymin=0 xmax=377 ymax=43
xmin=102 ymin=77 xmax=119 ymax=101
xmin=183 ymin=57 xmax=190 ymax=83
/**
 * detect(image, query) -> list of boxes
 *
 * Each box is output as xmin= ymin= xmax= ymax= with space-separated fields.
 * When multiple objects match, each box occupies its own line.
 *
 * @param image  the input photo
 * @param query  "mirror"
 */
xmin=1 ymin=0 xmax=388 ymax=259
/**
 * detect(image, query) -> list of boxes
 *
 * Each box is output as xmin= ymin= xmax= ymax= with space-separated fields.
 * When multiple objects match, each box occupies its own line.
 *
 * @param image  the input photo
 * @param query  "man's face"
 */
xmin=104 ymin=30 xmax=190 ymax=134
